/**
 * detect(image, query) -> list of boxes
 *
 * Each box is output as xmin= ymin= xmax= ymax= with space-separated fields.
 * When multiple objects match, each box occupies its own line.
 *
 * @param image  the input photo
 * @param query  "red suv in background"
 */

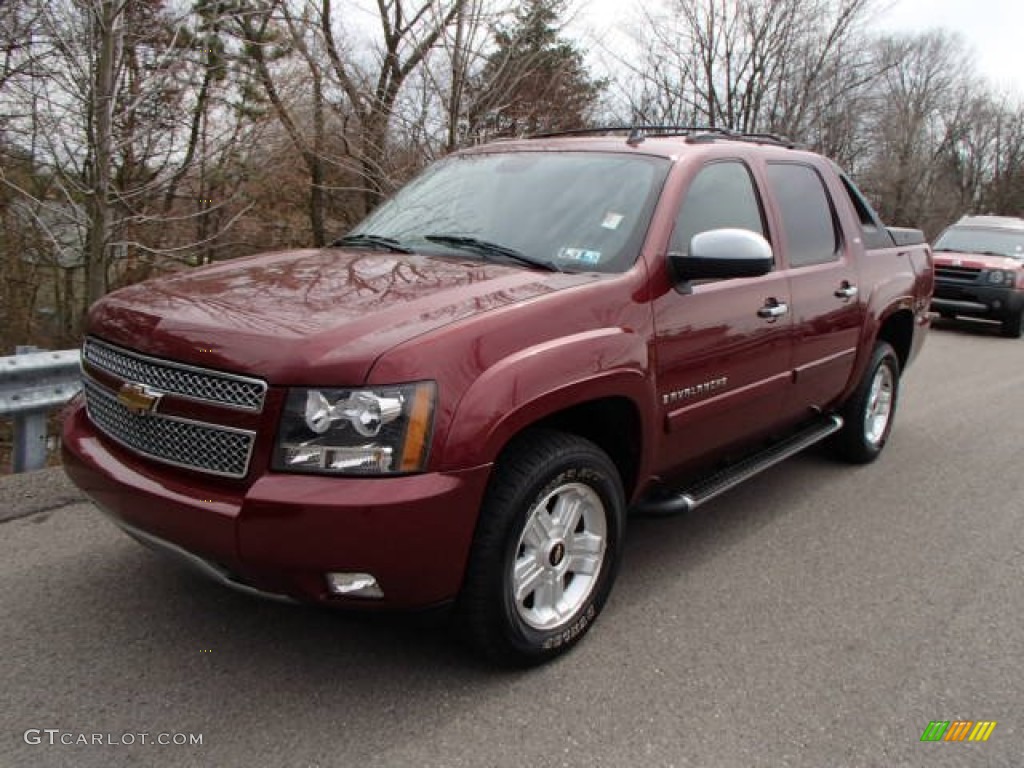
xmin=931 ymin=215 xmax=1024 ymax=338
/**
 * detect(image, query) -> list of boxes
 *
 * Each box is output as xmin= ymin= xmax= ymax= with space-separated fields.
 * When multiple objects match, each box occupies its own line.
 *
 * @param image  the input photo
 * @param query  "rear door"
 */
xmin=763 ymin=162 xmax=864 ymax=417
xmin=652 ymin=159 xmax=795 ymax=475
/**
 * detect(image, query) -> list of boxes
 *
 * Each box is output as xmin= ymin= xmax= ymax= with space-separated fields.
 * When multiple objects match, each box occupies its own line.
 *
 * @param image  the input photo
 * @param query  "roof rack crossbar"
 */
xmin=528 ymin=125 xmax=797 ymax=148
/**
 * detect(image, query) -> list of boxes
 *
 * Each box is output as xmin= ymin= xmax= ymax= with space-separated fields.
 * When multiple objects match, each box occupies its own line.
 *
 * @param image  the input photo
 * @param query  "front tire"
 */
xmin=459 ymin=430 xmax=625 ymax=665
xmin=831 ymin=341 xmax=900 ymax=464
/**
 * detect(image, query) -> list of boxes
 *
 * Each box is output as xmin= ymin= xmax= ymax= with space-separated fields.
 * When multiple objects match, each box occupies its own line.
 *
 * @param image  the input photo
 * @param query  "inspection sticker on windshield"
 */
xmin=602 ymin=212 xmax=624 ymax=230
xmin=559 ymin=247 xmax=602 ymax=264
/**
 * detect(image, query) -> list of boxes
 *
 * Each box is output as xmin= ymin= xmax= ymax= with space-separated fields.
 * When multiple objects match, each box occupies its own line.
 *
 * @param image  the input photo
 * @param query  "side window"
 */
xmin=671 ymin=161 xmax=766 ymax=254
xmin=838 ymin=173 xmax=895 ymax=250
xmin=765 ymin=163 xmax=839 ymax=267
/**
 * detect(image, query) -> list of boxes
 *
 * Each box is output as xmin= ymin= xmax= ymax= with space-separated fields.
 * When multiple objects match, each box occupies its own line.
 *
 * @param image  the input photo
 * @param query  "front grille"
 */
xmin=934 ymin=285 xmax=971 ymax=301
xmin=84 ymin=378 xmax=255 ymax=478
xmin=83 ymin=337 xmax=267 ymax=412
xmin=936 ymin=265 xmax=981 ymax=282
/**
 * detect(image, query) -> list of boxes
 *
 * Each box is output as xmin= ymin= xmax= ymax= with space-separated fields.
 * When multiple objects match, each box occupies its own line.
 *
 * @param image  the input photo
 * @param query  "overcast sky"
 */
xmin=569 ymin=0 xmax=1023 ymax=96
xmin=876 ymin=0 xmax=1023 ymax=92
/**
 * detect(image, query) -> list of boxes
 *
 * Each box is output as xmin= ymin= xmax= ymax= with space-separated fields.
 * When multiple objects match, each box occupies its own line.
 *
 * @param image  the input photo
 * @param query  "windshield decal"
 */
xmin=558 ymin=247 xmax=602 ymax=264
xmin=601 ymin=212 xmax=625 ymax=230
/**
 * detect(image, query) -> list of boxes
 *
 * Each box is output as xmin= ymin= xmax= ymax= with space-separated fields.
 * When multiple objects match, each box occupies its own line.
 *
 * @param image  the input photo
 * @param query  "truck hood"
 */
xmin=88 ymin=248 xmax=595 ymax=385
xmin=933 ymin=250 xmax=1023 ymax=271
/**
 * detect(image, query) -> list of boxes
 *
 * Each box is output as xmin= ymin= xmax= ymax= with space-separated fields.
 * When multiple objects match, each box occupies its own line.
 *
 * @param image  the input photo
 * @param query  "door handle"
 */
xmin=835 ymin=283 xmax=858 ymax=300
xmin=757 ymin=300 xmax=789 ymax=319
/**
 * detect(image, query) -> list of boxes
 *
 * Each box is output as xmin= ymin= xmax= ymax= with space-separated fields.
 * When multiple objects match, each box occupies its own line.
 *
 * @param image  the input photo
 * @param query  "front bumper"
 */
xmin=931 ymin=281 xmax=1023 ymax=320
xmin=61 ymin=398 xmax=492 ymax=608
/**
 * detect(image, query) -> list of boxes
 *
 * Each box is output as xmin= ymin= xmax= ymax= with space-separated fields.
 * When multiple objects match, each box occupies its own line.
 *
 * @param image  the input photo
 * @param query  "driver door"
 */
xmin=652 ymin=159 xmax=795 ymax=476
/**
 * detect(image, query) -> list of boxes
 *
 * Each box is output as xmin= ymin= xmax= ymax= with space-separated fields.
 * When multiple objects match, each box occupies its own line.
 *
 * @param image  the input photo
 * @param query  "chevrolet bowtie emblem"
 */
xmin=117 ymin=382 xmax=163 ymax=415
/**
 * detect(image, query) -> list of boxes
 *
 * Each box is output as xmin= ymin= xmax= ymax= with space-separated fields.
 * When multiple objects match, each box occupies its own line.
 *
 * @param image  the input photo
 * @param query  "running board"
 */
xmin=634 ymin=414 xmax=844 ymax=516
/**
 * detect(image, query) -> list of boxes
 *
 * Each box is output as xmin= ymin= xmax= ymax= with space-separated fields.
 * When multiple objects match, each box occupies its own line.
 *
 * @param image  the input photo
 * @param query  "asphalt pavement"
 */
xmin=1 ymin=318 xmax=1022 ymax=767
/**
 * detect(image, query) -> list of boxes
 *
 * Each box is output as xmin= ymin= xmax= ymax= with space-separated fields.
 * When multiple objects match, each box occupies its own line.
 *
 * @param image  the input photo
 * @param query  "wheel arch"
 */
xmin=502 ymin=396 xmax=646 ymax=502
xmin=440 ymin=328 xmax=657 ymax=503
xmin=875 ymin=307 xmax=914 ymax=371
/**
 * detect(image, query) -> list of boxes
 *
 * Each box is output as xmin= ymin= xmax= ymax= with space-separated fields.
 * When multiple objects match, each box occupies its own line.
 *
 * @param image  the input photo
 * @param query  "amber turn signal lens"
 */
xmin=400 ymin=382 xmax=436 ymax=471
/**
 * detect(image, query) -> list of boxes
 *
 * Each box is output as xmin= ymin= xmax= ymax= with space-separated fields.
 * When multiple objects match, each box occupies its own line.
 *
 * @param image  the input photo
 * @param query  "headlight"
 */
xmin=273 ymin=382 xmax=436 ymax=475
xmin=987 ymin=270 xmax=1011 ymax=285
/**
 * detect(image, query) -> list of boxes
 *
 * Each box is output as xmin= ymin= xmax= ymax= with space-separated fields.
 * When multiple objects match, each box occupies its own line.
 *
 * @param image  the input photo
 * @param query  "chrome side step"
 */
xmin=634 ymin=414 xmax=844 ymax=516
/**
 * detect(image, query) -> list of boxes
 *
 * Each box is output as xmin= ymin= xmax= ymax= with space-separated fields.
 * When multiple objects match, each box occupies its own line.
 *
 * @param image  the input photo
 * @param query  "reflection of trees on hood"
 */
xmin=109 ymin=249 xmax=511 ymax=335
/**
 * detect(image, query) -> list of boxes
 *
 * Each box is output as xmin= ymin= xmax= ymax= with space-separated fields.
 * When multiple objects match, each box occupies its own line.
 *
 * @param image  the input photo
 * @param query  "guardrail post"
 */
xmin=13 ymin=346 xmax=49 ymax=473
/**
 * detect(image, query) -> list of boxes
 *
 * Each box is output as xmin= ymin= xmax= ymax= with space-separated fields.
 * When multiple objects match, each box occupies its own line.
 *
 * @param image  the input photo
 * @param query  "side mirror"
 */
xmin=669 ymin=228 xmax=774 ymax=282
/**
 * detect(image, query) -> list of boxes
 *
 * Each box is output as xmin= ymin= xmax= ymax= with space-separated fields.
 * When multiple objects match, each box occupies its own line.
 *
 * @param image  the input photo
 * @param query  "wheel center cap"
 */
xmin=548 ymin=541 xmax=566 ymax=567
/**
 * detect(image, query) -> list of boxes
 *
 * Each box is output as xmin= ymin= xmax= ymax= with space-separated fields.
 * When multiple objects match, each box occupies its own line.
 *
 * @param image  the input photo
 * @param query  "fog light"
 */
xmin=326 ymin=572 xmax=383 ymax=599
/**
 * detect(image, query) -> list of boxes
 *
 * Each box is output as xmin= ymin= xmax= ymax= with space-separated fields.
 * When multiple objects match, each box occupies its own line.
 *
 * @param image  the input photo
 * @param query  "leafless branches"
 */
xmin=2 ymin=0 xmax=1024 ymax=352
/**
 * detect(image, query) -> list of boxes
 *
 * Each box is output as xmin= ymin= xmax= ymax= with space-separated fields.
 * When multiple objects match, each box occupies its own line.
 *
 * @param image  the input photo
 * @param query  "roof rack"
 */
xmin=528 ymin=125 xmax=799 ymax=149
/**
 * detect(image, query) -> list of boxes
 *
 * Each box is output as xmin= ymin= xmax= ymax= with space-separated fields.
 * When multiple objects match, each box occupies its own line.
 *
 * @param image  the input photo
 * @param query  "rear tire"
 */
xmin=458 ymin=430 xmax=625 ymax=666
xmin=831 ymin=341 xmax=900 ymax=464
xmin=1001 ymin=310 xmax=1023 ymax=338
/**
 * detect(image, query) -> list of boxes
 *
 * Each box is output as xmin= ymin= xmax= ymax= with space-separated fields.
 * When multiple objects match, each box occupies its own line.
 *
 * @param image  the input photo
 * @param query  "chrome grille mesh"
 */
xmin=84 ymin=378 xmax=255 ymax=478
xmin=83 ymin=338 xmax=266 ymax=411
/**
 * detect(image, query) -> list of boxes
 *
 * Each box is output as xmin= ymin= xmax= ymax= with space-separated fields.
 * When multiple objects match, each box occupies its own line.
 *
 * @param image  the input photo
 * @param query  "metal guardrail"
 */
xmin=0 ymin=346 xmax=82 ymax=473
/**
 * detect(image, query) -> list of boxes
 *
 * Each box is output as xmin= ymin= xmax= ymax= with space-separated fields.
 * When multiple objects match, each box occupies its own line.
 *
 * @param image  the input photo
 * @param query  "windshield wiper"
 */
xmin=332 ymin=234 xmax=414 ymax=254
xmin=424 ymin=234 xmax=562 ymax=272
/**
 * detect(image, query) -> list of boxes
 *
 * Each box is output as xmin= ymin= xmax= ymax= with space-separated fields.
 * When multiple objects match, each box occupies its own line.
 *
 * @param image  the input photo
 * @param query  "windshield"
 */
xmin=933 ymin=227 xmax=1024 ymax=260
xmin=350 ymin=151 xmax=670 ymax=273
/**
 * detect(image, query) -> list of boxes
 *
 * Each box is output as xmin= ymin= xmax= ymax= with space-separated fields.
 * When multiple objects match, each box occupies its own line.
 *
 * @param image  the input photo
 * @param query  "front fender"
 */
xmin=441 ymin=328 xmax=657 ymax=474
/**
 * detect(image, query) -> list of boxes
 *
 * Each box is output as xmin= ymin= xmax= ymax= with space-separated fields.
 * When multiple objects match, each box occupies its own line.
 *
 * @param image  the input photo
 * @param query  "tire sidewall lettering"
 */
xmin=502 ymin=463 xmax=619 ymax=656
xmin=541 ymin=603 xmax=596 ymax=650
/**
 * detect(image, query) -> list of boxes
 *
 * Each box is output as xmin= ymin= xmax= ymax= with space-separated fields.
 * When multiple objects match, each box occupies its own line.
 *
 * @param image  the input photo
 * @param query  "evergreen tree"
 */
xmin=468 ymin=0 xmax=605 ymax=139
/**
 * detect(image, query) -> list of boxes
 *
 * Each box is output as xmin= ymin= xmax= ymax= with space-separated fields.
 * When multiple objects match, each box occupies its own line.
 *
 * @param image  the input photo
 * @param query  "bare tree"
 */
xmin=975 ymin=99 xmax=1024 ymax=216
xmin=0 ymin=0 xmax=46 ymax=95
xmin=620 ymin=0 xmax=878 ymax=149
xmin=232 ymin=1 xmax=337 ymax=245
xmin=6 ymin=0 xmax=1024 ymax=357
xmin=318 ymin=0 xmax=467 ymax=213
xmin=859 ymin=31 xmax=977 ymax=230
xmin=233 ymin=0 xmax=469 ymax=233
xmin=0 ymin=0 xmax=256 ymax=332
xmin=433 ymin=0 xmax=500 ymax=152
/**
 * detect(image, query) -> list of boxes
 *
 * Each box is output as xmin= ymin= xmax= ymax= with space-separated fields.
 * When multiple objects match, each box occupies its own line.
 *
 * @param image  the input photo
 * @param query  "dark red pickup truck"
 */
xmin=62 ymin=128 xmax=934 ymax=664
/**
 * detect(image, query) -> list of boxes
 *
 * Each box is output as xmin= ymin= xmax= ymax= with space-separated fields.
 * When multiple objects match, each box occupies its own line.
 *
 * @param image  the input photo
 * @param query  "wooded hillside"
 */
xmin=2 ymin=0 xmax=1021 ymax=352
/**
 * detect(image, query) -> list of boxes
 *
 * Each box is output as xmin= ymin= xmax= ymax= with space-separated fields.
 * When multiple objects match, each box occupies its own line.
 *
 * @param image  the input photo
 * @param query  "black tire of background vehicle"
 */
xmin=831 ymin=341 xmax=901 ymax=464
xmin=458 ymin=429 xmax=625 ymax=666
xmin=1001 ymin=309 xmax=1023 ymax=338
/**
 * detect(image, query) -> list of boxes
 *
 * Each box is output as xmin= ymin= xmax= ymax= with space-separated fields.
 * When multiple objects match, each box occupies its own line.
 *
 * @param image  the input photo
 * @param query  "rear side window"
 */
xmin=671 ymin=161 xmax=766 ymax=253
xmin=766 ymin=163 xmax=839 ymax=267
xmin=838 ymin=173 xmax=894 ymax=250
